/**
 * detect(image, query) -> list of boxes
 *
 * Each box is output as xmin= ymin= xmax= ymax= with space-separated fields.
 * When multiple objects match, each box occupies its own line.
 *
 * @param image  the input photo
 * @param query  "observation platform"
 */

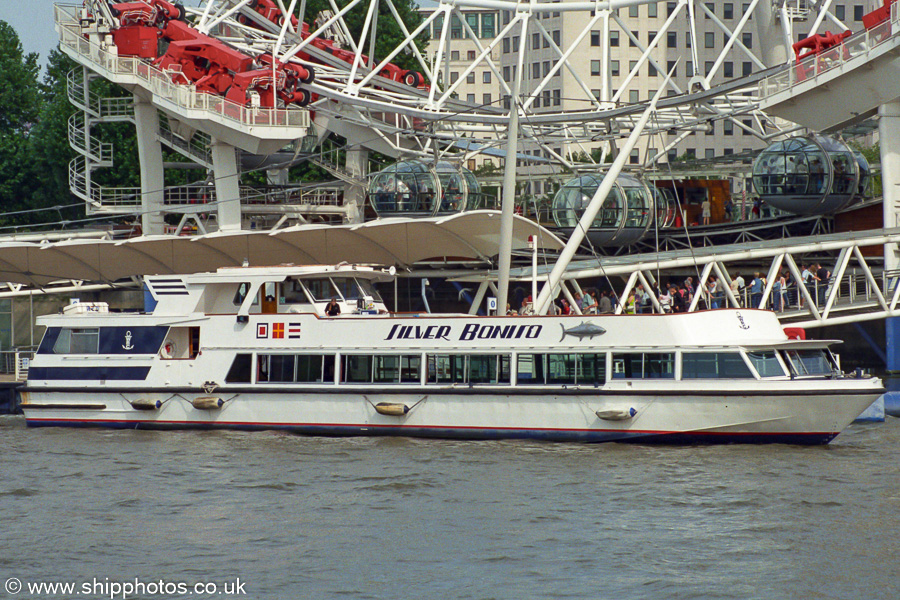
xmin=54 ymin=4 xmax=310 ymax=155
xmin=758 ymin=5 xmax=900 ymax=131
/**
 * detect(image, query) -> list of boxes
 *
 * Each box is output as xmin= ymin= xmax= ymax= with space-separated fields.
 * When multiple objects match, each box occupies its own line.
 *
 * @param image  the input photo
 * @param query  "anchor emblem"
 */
xmin=736 ymin=312 xmax=750 ymax=330
xmin=122 ymin=330 xmax=134 ymax=350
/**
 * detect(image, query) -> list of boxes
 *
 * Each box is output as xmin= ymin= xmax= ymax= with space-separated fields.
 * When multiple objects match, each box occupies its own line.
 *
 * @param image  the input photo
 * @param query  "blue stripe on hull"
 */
xmin=24 ymin=418 xmax=839 ymax=445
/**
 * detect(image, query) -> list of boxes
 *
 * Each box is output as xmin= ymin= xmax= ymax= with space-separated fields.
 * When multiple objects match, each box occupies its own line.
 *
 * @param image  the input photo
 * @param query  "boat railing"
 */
xmin=0 ymin=349 xmax=35 ymax=382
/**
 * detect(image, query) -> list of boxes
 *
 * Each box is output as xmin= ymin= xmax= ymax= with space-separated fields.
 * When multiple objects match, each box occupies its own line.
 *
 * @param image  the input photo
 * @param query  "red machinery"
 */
xmin=105 ymin=0 xmax=315 ymax=108
xmin=862 ymin=0 xmax=897 ymax=29
xmin=242 ymin=0 xmax=426 ymax=88
xmin=792 ymin=30 xmax=852 ymax=80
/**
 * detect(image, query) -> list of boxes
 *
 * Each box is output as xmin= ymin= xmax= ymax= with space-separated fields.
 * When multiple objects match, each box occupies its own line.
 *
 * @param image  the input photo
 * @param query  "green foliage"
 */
xmin=847 ymin=140 xmax=882 ymax=197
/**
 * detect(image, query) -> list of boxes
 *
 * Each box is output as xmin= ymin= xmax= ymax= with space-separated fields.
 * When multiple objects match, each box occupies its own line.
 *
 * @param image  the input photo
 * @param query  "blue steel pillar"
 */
xmin=880 ymin=101 xmax=900 ymax=416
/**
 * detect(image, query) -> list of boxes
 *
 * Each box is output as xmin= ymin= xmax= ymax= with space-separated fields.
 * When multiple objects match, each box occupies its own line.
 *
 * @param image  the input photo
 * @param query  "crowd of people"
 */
xmin=503 ymin=263 xmax=833 ymax=316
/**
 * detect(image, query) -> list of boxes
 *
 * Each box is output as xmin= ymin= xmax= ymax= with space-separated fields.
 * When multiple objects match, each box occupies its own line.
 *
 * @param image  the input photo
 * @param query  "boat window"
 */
xmin=517 ymin=353 xmax=606 ymax=385
xmin=745 ymin=350 xmax=786 ymax=377
xmin=356 ymin=278 xmax=384 ymax=303
xmin=281 ymin=279 xmax=307 ymax=304
xmin=782 ymin=349 xmax=834 ymax=376
xmin=682 ymin=352 xmax=754 ymax=378
xmin=427 ymin=354 xmax=511 ymax=384
xmin=372 ymin=355 xmax=421 ymax=383
xmin=305 ymin=278 xmax=340 ymax=302
xmin=332 ymin=277 xmax=363 ymax=301
xmin=256 ymin=354 xmax=335 ymax=383
xmin=611 ymin=352 xmax=675 ymax=378
xmin=343 ymin=355 xmax=373 ymax=383
xmin=52 ymin=328 xmax=100 ymax=354
xmin=225 ymin=354 xmax=252 ymax=383
xmin=233 ymin=282 xmax=258 ymax=306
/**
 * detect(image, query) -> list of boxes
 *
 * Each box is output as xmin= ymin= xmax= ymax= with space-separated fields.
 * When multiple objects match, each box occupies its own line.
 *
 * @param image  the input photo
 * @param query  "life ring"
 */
xmin=161 ymin=340 xmax=176 ymax=358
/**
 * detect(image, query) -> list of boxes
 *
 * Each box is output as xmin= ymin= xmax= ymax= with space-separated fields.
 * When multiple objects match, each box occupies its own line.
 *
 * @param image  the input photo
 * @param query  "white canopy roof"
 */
xmin=0 ymin=212 xmax=564 ymax=286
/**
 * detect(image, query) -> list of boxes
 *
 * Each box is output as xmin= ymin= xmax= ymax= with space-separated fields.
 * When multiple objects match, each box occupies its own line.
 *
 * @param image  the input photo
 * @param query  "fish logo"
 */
xmin=560 ymin=321 xmax=607 ymax=342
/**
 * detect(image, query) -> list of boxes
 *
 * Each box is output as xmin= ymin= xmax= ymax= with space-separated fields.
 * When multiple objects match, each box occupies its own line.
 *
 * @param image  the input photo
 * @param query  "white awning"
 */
xmin=0 ymin=212 xmax=564 ymax=286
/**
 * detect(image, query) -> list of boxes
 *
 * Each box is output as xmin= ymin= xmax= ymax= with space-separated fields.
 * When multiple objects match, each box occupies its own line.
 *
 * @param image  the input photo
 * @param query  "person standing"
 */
xmin=816 ymin=263 xmax=830 ymax=306
xmin=730 ymin=273 xmax=745 ymax=307
xmin=598 ymin=291 xmax=612 ymax=314
xmin=749 ymin=273 xmax=764 ymax=309
xmin=701 ymin=197 xmax=711 ymax=225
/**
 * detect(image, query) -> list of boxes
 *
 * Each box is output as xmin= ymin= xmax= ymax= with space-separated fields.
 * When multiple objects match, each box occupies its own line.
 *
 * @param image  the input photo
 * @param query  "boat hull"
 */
xmin=21 ymin=384 xmax=882 ymax=445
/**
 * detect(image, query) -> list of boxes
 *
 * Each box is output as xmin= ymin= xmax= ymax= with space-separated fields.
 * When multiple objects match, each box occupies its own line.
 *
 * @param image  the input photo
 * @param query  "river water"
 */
xmin=1 ymin=415 xmax=897 ymax=600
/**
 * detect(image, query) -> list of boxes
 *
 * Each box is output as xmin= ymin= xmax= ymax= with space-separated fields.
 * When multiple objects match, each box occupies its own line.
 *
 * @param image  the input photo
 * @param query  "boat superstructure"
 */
xmin=21 ymin=264 xmax=883 ymax=444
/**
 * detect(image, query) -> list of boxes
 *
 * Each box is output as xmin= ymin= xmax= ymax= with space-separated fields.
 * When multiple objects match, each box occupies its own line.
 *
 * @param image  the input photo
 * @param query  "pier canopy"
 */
xmin=368 ymin=161 xmax=483 ymax=217
xmin=751 ymin=135 xmax=867 ymax=215
xmin=550 ymin=173 xmax=654 ymax=246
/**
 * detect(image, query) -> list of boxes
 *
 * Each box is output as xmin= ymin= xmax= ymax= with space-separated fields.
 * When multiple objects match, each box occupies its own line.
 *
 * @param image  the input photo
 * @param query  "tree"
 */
xmin=0 ymin=20 xmax=42 ymax=228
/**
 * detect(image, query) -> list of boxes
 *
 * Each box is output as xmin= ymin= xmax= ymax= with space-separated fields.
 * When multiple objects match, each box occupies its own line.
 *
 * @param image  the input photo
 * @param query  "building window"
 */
xmin=552 ymin=30 xmax=561 ymax=46
xmin=533 ymin=32 xmax=541 ymax=50
xmin=533 ymin=62 xmax=541 ymax=79
xmin=629 ymin=60 xmax=638 ymax=73
xmin=483 ymin=93 xmax=491 ymax=105
xmin=648 ymin=3 xmax=658 ymax=17
xmin=503 ymin=38 xmax=510 ymax=53
xmin=854 ymin=5 xmax=864 ymax=21
xmin=466 ymin=14 xmax=479 ymax=37
xmin=742 ymin=119 xmax=752 ymax=134
xmin=503 ymin=65 xmax=510 ymax=82
xmin=592 ymin=88 xmax=601 ymax=100
xmin=591 ymin=30 xmax=601 ymax=46
xmin=482 ymin=13 xmax=495 ymax=38
xmin=591 ymin=60 xmax=601 ymax=76
xmin=630 ymin=33 xmax=637 ymax=47
xmin=705 ymin=60 xmax=714 ymax=74
xmin=705 ymin=32 xmax=715 ymax=48
xmin=513 ymin=36 xmax=519 ymax=52
xmin=553 ymin=89 xmax=560 ymax=106
xmin=667 ymin=2 xmax=677 ymax=17
xmin=742 ymin=3 xmax=751 ymax=19
xmin=629 ymin=5 xmax=639 ymax=17
xmin=432 ymin=16 xmax=443 ymax=39
xmin=629 ymin=89 xmax=640 ymax=103
xmin=707 ymin=121 xmax=715 ymax=134
xmin=685 ymin=31 xmax=692 ymax=48
xmin=467 ymin=72 xmax=475 ymax=83
xmin=468 ymin=50 xmax=476 ymax=60
xmin=724 ymin=3 xmax=733 ymax=19
xmin=705 ymin=2 xmax=714 ymax=18
xmin=543 ymin=89 xmax=551 ymax=106
xmin=467 ymin=93 xmax=475 ymax=103
xmin=742 ymin=61 xmax=752 ymax=76
xmin=610 ymin=31 xmax=620 ymax=46
xmin=450 ymin=15 xmax=462 ymax=38
xmin=836 ymin=5 xmax=845 ymax=21
xmin=705 ymin=148 xmax=715 ymax=159
xmin=483 ymin=71 xmax=491 ymax=84
xmin=724 ymin=120 xmax=733 ymax=135
xmin=667 ymin=60 xmax=677 ymax=77
xmin=450 ymin=71 xmax=459 ymax=83
xmin=724 ymin=61 xmax=733 ymax=77
xmin=648 ymin=31 xmax=657 ymax=44
xmin=451 ymin=50 xmax=460 ymax=60
xmin=667 ymin=31 xmax=677 ymax=48
xmin=611 ymin=60 xmax=620 ymax=76
xmin=649 ymin=62 xmax=657 ymax=77
xmin=543 ymin=61 xmax=551 ymax=77
xmin=724 ymin=148 xmax=734 ymax=156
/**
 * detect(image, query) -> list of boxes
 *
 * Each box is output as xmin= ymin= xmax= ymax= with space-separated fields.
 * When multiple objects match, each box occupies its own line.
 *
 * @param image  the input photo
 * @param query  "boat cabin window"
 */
xmin=225 ymin=354 xmax=252 ymax=383
xmin=611 ymin=352 xmax=675 ymax=379
xmin=517 ymin=353 xmax=606 ymax=385
xmin=426 ymin=354 xmax=511 ymax=384
xmin=682 ymin=352 xmax=754 ymax=379
xmin=781 ymin=349 xmax=835 ymax=376
xmin=745 ymin=350 xmax=786 ymax=377
xmin=305 ymin=278 xmax=340 ymax=302
xmin=258 ymin=354 xmax=336 ymax=383
xmin=281 ymin=279 xmax=307 ymax=304
xmin=52 ymin=328 xmax=100 ymax=354
xmin=332 ymin=277 xmax=363 ymax=300
xmin=233 ymin=283 xmax=259 ymax=306
xmin=341 ymin=354 xmax=420 ymax=383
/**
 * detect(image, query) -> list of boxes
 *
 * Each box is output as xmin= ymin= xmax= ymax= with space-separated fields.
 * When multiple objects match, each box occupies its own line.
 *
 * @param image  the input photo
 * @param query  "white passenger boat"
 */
xmin=21 ymin=264 xmax=883 ymax=444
